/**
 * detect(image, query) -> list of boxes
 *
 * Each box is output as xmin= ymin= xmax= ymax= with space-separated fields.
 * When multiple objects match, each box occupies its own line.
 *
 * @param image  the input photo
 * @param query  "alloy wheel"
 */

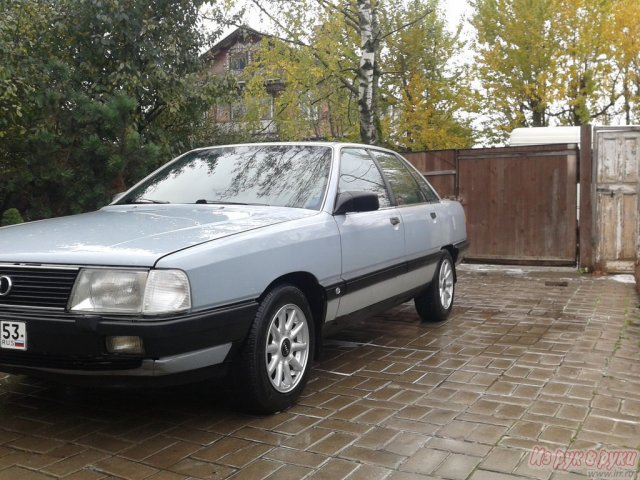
xmin=264 ymin=303 xmax=310 ymax=393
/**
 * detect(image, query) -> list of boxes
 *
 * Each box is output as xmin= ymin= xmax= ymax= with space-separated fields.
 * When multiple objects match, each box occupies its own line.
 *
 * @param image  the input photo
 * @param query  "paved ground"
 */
xmin=0 ymin=266 xmax=638 ymax=480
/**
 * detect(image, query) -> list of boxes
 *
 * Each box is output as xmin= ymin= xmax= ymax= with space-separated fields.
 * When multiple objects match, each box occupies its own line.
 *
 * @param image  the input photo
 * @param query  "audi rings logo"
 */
xmin=0 ymin=276 xmax=12 ymax=297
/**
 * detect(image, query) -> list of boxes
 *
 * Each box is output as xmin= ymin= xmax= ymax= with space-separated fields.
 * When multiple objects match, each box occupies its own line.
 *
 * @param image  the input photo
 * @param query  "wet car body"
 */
xmin=0 ymin=142 xmax=467 ymax=412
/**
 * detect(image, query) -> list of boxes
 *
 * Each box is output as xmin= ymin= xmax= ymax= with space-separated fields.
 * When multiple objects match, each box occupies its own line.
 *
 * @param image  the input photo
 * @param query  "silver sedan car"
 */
xmin=0 ymin=143 xmax=467 ymax=413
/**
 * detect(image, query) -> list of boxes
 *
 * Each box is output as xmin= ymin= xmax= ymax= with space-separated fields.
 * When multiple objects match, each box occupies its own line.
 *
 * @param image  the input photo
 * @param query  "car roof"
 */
xmin=190 ymin=142 xmax=400 ymax=154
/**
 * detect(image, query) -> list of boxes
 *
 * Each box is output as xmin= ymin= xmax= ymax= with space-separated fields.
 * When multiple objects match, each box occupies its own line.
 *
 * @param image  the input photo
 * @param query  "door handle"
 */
xmin=390 ymin=217 xmax=400 ymax=226
xmin=430 ymin=212 xmax=437 ymax=219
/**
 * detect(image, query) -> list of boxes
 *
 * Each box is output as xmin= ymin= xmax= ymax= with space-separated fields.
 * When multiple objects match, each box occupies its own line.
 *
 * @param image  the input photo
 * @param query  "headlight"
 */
xmin=144 ymin=270 xmax=191 ymax=314
xmin=69 ymin=269 xmax=191 ymax=315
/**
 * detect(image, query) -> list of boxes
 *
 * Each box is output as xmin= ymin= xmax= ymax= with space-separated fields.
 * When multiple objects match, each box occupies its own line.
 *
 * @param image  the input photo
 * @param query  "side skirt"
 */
xmin=321 ymin=284 xmax=427 ymax=338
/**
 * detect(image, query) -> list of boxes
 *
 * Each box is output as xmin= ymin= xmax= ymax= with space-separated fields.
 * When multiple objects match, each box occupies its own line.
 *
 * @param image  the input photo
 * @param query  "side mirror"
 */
xmin=333 ymin=191 xmax=380 ymax=215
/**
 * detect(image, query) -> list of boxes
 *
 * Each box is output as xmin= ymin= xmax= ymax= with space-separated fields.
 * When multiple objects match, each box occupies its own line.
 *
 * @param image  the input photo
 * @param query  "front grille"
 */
xmin=0 ymin=351 xmax=142 ymax=371
xmin=0 ymin=266 xmax=79 ymax=309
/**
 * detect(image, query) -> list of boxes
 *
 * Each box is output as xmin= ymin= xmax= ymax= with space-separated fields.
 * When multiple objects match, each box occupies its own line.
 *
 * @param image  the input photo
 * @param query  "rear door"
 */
xmin=368 ymin=149 xmax=442 ymax=285
xmin=334 ymin=148 xmax=406 ymax=317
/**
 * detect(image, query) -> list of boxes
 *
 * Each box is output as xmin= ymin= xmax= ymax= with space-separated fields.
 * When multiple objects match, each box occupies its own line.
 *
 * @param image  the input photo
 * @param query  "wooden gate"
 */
xmin=404 ymin=144 xmax=579 ymax=265
xmin=593 ymin=127 xmax=640 ymax=273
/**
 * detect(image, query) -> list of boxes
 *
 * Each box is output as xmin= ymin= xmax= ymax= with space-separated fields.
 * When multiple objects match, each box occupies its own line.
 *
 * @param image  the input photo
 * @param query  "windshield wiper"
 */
xmin=126 ymin=198 xmax=170 ymax=204
xmin=195 ymin=199 xmax=268 ymax=206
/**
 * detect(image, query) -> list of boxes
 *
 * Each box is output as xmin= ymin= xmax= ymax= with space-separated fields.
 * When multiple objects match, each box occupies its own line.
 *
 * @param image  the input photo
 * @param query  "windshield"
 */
xmin=119 ymin=145 xmax=332 ymax=210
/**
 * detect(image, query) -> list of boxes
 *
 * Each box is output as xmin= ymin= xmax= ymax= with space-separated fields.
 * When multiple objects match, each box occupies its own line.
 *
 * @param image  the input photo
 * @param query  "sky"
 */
xmin=442 ymin=0 xmax=473 ymax=32
xmin=233 ymin=0 xmax=474 ymax=36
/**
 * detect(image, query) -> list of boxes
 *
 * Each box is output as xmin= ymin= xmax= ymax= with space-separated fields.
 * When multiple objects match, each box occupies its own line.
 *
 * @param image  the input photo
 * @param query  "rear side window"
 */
xmin=339 ymin=148 xmax=391 ymax=208
xmin=407 ymin=164 xmax=440 ymax=203
xmin=370 ymin=151 xmax=426 ymax=205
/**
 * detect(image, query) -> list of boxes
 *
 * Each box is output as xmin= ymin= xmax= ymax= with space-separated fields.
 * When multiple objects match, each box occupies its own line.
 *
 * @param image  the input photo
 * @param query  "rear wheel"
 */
xmin=238 ymin=284 xmax=314 ymax=413
xmin=414 ymin=250 xmax=455 ymax=322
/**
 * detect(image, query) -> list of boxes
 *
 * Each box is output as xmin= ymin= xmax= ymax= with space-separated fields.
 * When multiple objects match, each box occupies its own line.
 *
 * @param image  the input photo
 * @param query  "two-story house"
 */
xmin=203 ymin=26 xmax=284 ymax=136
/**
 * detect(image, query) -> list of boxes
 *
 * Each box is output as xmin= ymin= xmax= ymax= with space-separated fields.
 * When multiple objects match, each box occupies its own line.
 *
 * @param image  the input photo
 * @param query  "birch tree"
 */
xmin=356 ymin=0 xmax=379 ymax=143
xmin=229 ymin=0 xmax=421 ymax=145
xmin=228 ymin=0 xmax=473 ymax=148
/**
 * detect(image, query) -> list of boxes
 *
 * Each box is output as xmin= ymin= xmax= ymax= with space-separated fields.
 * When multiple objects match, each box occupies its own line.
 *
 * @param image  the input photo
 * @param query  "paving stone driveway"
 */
xmin=0 ymin=266 xmax=638 ymax=480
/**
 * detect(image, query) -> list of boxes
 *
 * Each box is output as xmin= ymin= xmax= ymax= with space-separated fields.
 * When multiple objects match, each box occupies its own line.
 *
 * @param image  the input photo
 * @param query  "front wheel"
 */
xmin=238 ymin=284 xmax=314 ymax=414
xmin=414 ymin=250 xmax=455 ymax=322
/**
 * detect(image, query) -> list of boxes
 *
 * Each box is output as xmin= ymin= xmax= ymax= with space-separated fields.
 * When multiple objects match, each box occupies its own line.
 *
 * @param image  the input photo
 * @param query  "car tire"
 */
xmin=414 ymin=250 xmax=455 ymax=323
xmin=238 ymin=284 xmax=314 ymax=414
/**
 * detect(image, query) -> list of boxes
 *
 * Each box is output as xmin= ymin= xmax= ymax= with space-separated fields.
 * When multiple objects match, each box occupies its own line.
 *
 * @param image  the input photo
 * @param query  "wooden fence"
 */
xmin=404 ymin=144 xmax=581 ymax=265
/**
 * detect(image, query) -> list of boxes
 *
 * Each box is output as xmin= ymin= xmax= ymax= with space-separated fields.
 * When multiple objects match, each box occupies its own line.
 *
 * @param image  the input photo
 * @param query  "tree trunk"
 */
xmin=571 ymin=75 xmax=589 ymax=126
xmin=357 ymin=0 xmax=378 ymax=145
xmin=622 ymin=73 xmax=631 ymax=126
xmin=530 ymin=98 xmax=546 ymax=127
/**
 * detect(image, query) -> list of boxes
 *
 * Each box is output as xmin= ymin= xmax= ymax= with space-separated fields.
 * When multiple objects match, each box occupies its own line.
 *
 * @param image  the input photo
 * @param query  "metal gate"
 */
xmin=593 ymin=127 xmax=640 ymax=273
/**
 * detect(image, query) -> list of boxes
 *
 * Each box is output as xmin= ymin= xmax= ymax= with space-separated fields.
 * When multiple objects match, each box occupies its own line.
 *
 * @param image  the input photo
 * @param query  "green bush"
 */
xmin=1 ymin=208 xmax=24 ymax=226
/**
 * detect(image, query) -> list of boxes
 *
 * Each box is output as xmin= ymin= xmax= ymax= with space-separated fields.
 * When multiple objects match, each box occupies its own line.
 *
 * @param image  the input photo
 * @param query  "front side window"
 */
xmin=370 ymin=151 xmax=426 ymax=206
xmin=338 ymin=149 xmax=391 ymax=208
xmin=120 ymin=145 xmax=332 ymax=210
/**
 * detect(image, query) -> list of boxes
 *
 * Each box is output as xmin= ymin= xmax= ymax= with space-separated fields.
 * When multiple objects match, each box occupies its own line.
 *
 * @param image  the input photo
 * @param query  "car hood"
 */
xmin=0 ymin=205 xmax=315 ymax=267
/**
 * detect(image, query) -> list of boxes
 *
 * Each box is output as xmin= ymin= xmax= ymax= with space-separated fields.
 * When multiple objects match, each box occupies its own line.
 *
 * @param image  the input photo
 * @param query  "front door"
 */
xmin=334 ymin=148 xmax=406 ymax=317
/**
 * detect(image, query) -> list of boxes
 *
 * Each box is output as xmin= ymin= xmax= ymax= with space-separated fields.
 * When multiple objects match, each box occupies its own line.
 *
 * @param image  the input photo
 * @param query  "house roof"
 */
xmin=203 ymin=26 xmax=264 ymax=60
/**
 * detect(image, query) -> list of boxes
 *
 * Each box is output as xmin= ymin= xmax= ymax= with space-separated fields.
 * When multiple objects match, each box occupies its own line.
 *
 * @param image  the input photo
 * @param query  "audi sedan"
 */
xmin=0 ymin=143 xmax=467 ymax=413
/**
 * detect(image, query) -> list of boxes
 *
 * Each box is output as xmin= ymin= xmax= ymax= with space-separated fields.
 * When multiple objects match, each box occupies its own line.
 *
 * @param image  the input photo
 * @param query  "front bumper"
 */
xmin=0 ymin=301 xmax=257 ymax=383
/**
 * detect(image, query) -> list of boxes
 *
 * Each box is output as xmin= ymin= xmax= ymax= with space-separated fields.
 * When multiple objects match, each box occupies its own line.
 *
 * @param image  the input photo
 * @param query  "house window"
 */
xmin=260 ymin=97 xmax=274 ymax=121
xmin=229 ymin=51 xmax=248 ymax=72
xmin=230 ymin=101 xmax=245 ymax=121
xmin=229 ymin=97 xmax=273 ymax=122
xmin=215 ymin=104 xmax=231 ymax=123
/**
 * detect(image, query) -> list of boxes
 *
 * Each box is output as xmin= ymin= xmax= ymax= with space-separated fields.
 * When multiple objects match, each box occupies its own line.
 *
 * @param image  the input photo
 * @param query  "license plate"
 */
xmin=1 ymin=321 xmax=27 ymax=351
